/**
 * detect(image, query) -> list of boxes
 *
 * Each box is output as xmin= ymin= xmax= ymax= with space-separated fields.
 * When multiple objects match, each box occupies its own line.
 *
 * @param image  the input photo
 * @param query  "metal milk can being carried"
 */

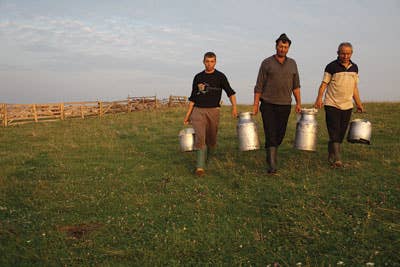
xmin=347 ymin=118 xmax=372 ymax=145
xmin=237 ymin=112 xmax=260 ymax=151
xmin=179 ymin=127 xmax=195 ymax=152
xmin=294 ymin=108 xmax=318 ymax=151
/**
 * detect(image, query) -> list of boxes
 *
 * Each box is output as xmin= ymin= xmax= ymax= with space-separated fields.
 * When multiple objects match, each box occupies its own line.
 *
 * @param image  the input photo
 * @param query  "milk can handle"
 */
xmin=354 ymin=110 xmax=368 ymax=117
xmin=236 ymin=114 xmax=251 ymax=118
xmin=352 ymin=110 xmax=371 ymax=123
xmin=236 ymin=112 xmax=254 ymax=118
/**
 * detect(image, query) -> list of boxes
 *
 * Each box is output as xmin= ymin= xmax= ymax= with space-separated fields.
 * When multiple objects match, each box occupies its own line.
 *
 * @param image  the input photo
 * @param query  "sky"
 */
xmin=1 ymin=0 xmax=399 ymax=104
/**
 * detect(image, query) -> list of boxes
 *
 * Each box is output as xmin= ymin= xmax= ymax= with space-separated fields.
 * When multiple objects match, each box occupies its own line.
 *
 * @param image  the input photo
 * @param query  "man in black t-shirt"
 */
xmin=184 ymin=52 xmax=237 ymax=176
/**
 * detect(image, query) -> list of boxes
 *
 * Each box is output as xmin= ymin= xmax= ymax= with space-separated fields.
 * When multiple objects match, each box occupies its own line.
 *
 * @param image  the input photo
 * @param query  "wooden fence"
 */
xmin=0 ymin=95 xmax=188 ymax=127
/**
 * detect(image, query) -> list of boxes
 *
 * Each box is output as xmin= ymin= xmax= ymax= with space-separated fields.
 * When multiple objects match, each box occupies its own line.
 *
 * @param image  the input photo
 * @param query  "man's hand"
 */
xmin=231 ymin=106 xmax=238 ymax=118
xmin=183 ymin=117 xmax=190 ymax=125
xmin=295 ymin=103 xmax=302 ymax=113
xmin=252 ymin=104 xmax=259 ymax=115
xmin=229 ymin=94 xmax=238 ymax=118
xmin=197 ymin=83 xmax=206 ymax=91
xmin=315 ymin=82 xmax=327 ymax=109
xmin=356 ymin=104 xmax=365 ymax=113
xmin=184 ymin=101 xmax=194 ymax=125
xmin=314 ymin=97 xmax=323 ymax=109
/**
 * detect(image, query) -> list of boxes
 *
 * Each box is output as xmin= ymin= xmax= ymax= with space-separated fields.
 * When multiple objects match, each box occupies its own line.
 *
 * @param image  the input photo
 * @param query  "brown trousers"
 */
xmin=190 ymin=107 xmax=220 ymax=150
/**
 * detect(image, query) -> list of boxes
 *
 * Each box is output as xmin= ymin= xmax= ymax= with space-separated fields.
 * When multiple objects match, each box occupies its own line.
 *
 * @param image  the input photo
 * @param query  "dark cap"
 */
xmin=276 ymin=33 xmax=291 ymax=45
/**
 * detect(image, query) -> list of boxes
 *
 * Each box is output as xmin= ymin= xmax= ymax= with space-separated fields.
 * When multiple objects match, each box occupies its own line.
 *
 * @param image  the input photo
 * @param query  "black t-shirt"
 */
xmin=189 ymin=69 xmax=236 ymax=107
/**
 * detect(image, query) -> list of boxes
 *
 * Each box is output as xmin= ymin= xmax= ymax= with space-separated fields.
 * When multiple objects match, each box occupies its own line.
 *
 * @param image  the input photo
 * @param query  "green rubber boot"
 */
xmin=195 ymin=147 xmax=207 ymax=176
xmin=206 ymin=146 xmax=215 ymax=163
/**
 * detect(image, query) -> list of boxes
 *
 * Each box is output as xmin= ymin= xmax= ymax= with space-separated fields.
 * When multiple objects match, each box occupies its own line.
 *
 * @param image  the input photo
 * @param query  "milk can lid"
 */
xmin=351 ymin=118 xmax=371 ymax=124
xmin=301 ymin=108 xmax=318 ymax=115
xmin=238 ymin=111 xmax=252 ymax=120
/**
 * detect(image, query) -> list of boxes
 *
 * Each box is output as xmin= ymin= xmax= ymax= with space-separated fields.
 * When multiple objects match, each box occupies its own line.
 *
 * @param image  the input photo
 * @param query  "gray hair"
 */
xmin=338 ymin=42 xmax=353 ymax=52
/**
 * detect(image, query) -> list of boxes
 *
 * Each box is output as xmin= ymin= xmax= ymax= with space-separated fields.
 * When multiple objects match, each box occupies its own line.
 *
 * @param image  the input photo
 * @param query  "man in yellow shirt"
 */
xmin=314 ymin=42 xmax=365 ymax=167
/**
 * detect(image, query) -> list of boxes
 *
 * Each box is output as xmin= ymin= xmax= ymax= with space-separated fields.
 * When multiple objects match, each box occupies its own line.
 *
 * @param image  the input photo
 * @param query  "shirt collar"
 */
xmin=336 ymin=58 xmax=353 ymax=70
xmin=274 ymin=54 xmax=287 ymax=64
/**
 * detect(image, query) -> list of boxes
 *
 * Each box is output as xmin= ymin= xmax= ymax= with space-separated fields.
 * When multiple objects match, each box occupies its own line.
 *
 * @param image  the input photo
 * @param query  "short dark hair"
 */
xmin=337 ymin=42 xmax=353 ymax=52
xmin=203 ymin=51 xmax=216 ymax=61
xmin=275 ymin=33 xmax=292 ymax=46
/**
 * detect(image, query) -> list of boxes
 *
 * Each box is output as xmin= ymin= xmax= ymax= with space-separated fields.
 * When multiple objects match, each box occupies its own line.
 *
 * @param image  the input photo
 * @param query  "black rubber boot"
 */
xmin=267 ymin=146 xmax=278 ymax=174
xmin=332 ymin=142 xmax=343 ymax=168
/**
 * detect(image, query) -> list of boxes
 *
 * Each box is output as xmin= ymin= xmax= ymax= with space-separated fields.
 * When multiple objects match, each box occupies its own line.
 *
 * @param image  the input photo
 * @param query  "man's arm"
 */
xmin=293 ymin=88 xmax=301 ymax=113
xmin=183 ymin=101 xmax=195 ymax=125
xmin=314 ymin=82 xmax=328 ymax=109
xmin=219 ymin=72 xmax=237 ymax=118
xmin=253 ymin=63 xmax=266 ymax=115
xmin=229 ymin=94 xmax=238 ymax=118
xmin=353 ymin=87 xmax=365 ymax=112
xmin=253 ymin=92 xmax=261 ymax=115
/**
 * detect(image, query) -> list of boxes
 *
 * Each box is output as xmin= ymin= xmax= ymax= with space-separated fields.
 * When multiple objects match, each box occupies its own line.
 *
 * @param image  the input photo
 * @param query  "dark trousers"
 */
xmin=260 ymin=102 xmax=291 ymax=148
xmin=325 ymin=105 xmax=352 ymax=144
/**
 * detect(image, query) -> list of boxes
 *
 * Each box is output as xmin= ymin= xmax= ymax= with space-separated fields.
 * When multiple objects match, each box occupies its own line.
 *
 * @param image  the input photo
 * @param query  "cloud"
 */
xmin=1 ymin=1 xmax=399 ymax=103
xmin=0 ymin=15 xmax=234 ymax=72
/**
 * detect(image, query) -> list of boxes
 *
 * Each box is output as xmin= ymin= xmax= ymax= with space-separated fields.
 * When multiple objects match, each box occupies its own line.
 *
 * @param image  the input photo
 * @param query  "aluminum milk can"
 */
xmin=179 ymin=127 xmax=195 ymax=152
xmin=294 ymin=108 xmax=318 ymax=151
xmin=347 ymin=118 xmax=372 ymax=144
xmin=237 ymin=112 xmax=260 ymax=151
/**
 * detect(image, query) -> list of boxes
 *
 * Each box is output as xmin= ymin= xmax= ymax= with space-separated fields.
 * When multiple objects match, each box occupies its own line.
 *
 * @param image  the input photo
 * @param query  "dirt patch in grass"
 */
xmin=57 ymin=222 xmax=104 ymax=239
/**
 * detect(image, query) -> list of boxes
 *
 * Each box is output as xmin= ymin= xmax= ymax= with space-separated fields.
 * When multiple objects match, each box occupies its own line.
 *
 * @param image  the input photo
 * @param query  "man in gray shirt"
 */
xmin=253 ymin=33 xmax=302 ymax=174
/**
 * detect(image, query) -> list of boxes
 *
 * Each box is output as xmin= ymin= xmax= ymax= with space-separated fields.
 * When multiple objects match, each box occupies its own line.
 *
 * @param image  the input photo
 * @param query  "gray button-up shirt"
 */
xmin=254 ymin=55 xmax=300 ymax=105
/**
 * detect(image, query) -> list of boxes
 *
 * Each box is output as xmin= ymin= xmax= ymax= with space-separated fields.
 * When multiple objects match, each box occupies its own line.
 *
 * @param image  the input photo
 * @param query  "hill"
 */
xmin=0 ymin=103 xmax=399 ymax=266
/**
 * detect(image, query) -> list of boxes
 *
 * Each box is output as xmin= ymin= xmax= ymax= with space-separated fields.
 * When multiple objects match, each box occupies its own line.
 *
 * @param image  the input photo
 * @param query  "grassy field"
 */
xmin=0 ymin=103 xmax=399 ymax=266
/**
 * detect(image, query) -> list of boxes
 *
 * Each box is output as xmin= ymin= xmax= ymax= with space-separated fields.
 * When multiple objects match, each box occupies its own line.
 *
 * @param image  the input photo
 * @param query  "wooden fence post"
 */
xmin=3 ymin=104 xmax=7 ymax=127
xmin=33 ymin=104 xmax=38 ymax=122
xmin=154 ymin=95 xmax=157 ymax=109
xmin=168 ymin=95 xmax=172 ymax=107
xmin=60 ymin=103 xmax=65 ymax=120
xmin=98 ymin=101 xmax=103 ymax=117
xmin=80 ymin=105 xmax=84 ymax=119
xmin=127 ymin=99 xmax=132 ymax=113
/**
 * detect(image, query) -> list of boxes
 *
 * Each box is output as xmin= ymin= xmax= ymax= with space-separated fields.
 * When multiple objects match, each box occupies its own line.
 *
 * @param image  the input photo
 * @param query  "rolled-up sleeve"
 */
xmin=322 ymin=64 xmax=333 ymax=84
xmin=222 ymin=74 xmax=236 ymax=97
xmin=355 ymin=73 xmax=359 ymax=84
xmin=322 ymin=72 xmax=332 ymax=84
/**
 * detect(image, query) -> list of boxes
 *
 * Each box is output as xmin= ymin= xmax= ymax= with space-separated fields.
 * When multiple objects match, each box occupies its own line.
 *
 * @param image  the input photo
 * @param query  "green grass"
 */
xmin=0 ymin=103 xmax=399 ymax=266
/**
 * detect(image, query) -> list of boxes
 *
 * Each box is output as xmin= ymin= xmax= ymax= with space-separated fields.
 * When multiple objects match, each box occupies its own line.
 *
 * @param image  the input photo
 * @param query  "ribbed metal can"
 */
xmin=237 ymin=112 xmax=260 ymax=151
xmin=294 ymin=108 xmax=318 ymax=151
xmin=179 ymin=127 xmax=195 ymax=152
xmin=347 ymin=119 xmax=371 ymax=144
